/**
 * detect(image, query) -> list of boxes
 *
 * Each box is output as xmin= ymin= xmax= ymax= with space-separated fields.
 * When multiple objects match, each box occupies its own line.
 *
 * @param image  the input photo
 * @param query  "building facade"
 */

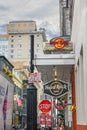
xmin=59 ymin=0 xmax=71 ymax=36
xmin=71 ymin=0 xmax=87 ymax=130
xmin=7 ymin=21 xmax=46 ymax=65
xmin=0 ymin=34 xmax=8 ymax=58
xmin=6 ymin=21 xmax=46 ymax=127
xmin=0 ymin=55 xmax=14 ymax=130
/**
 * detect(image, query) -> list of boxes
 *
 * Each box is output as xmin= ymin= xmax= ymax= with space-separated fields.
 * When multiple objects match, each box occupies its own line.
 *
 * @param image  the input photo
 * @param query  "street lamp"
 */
xmin=27 ymin=35 xmax=37 ymax=130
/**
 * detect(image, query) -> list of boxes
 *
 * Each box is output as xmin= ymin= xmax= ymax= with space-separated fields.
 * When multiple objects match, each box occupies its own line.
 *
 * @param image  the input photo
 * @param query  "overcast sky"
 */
xmin=0 ymin=0 xmax=60 ymax=40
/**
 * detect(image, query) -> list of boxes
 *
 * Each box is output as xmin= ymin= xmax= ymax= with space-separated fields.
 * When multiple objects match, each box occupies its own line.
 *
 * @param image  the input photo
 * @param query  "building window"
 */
xmin=23 ymin=29 xmax=26 ymax=32
xmin=37 ymin=49 xmax=41 ymax=53
xmin=37 ymin=35 xmax=39 ymax=37
xmin=37 ymin=44 xmax=40 ymax=47
xmin=11 ymin=39 xmax=14 ymax=42
xmin=10 ymin=23 xmax=15 ymax=27
xmin=23 ymin=24 xmax=26 ymax=26
xmin=10 ymin=55 xmax=14 ymax=58
xmin=11 ymin=50 xmax=13 ymax=53
xmin=18 ymin=55 xmax=22 ymax=58
xmin=11 ymin=29 xmax=14 ymax=33
xmin=17 ymin=44 xmax=22 ymax=48
xmin=18 ymin=29 xmax=20 ymax=32
xmin=18 ymin=24 xmax=20 ymax=27
xmin=11 ymin=36 xmax=14 ymax=37
xmin=11 ymin=44 xmax=14 ymax=48
xmin=17 ymin=49 xmax=22 ymax=54
xmin=36 ymin=38 xmax=41 ymax=43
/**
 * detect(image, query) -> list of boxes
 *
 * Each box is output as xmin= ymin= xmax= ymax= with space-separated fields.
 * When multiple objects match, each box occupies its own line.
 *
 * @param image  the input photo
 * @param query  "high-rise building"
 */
xmin=59 ymin=0 xmax=71 ymax=36
xmin=7 ymin=21 xmax=46 ymax=126
xmin=0 ymin=34 xmax=8 ymax=58
xmin=7 ymin=21 xmax=46 ymax=66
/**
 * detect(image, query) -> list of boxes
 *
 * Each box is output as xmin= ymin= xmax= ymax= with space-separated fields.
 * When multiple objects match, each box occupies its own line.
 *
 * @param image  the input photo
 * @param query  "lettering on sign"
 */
xmin=28 ymin=72 xmax=41 ymax=83
xmin=39 ymin=100 xmax=52 ymax=113
xmin=44 ymin=80 xmax=69 ymax=97
xmin=39 ymin=104 xmax=51 ymax=110
xmin=50 ymin=81 xmax=63 ymax=96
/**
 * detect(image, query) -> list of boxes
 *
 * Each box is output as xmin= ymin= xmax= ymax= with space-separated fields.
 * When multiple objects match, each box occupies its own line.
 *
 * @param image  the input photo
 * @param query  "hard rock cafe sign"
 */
xmin=50 ymin=37 xmax=65 ymax=49
xmin=50 ymin=37 xmax=71 ymax=49
xmin=43 ymin=80 xmax=69 ymax=97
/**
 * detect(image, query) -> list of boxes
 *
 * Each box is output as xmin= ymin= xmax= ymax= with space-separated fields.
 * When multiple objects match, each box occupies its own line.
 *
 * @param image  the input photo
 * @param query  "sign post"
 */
xmin=27 ymin=35 xmax=37 ymax=130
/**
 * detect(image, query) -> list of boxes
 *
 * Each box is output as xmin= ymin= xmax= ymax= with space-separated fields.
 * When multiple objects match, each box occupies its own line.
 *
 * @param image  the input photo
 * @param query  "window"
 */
xmin=17 ymin=44 xmax=22 ymax=48
xmin=10 ymin=23 xmax=15 ymax=27
xmin=18 ymin=55 xmax=21 ymax=58
xmin=11 ymin=39 xmax=14 ymax=42
xmin=37 ymin=44 xmax=40 ymax=47
xmin=11 ymin=36 xmax=14 ymax=37
xmin=18 ymin=24 xmax=20 ymax=27
xmin=37 ymin=49 xmax=41 ymax=53
xmin=11 ymin=50 xmax=14 ymax=53
xmin=11 ymin=29 xmax=14 ymax=33
xmin=23 ymin=29 xmax=26 ymax=32
xmin=18 ymin=29 xmax=20 ymax=32
xmin=36 ymin=38 xmax=41 ymax=43
xmin=37 ymin=35 xmax=39 ymax=37
xmin=17 ymin=49 xmax=22 ymax=54
xmin=11 ymin=44 xmax=14 ymax=48
xmin=10 ymin=55 xmax=14 ymax=58
xmin=23 ymin=24 xmax=26 ymax=26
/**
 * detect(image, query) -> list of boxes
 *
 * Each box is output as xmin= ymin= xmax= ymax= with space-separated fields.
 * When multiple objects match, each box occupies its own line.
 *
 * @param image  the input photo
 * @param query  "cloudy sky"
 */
xmin=0 ymin=0 xmax=60 ymax=40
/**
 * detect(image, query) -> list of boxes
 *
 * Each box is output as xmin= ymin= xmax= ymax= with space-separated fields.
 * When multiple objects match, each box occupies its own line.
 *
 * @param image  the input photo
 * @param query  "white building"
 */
xmin=0 ymin=34 xmax=8 ymax=58
xmin=71 ymin=0 xmax=87 ymax=129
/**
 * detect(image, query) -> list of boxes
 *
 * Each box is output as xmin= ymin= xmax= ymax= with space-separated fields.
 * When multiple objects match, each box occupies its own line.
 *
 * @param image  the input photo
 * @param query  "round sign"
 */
xmin=54 ymin=38 xmax=64 ymax=49
xmin=39 ymin=100 xmax=52 ymax=113
xmin=50 ymin=37 xmax=65 ymax=49
xmin=50 ymin=81 xmax=63 ymax=96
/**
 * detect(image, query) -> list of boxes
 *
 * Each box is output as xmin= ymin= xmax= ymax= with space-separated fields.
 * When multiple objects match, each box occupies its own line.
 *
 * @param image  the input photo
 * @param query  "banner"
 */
xmin=0 ymin=74 xmax=14 ymax=130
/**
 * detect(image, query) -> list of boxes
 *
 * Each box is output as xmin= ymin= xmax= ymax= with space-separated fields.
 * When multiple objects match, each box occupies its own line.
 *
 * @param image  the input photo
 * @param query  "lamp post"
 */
xmin=27 ymin=35 xmax=37 ymax=130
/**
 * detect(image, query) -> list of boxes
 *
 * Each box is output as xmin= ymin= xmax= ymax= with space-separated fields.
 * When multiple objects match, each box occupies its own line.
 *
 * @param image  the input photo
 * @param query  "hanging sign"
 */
xmin=44 ymin=80 xmax=69 ymax=97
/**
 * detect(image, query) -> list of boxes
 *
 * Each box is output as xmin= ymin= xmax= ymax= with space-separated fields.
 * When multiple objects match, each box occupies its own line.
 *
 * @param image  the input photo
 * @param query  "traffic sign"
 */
xmin=28 ymin=72 xmax=41 ymax=83
xmin=39 ymin=100 xmax=52 ymax=113
xmin=40 ymin=113 xmax=52 ymax=127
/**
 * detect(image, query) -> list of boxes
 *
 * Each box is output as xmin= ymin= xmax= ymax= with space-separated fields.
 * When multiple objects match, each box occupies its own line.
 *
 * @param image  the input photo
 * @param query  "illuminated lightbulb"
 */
xmin=53 ymin=65 xmax=58 ymax=81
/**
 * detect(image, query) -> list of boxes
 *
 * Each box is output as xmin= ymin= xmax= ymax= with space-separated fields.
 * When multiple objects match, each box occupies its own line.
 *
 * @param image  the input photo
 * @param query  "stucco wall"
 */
xmin=71 ymin=0 xmax=87 ymax=126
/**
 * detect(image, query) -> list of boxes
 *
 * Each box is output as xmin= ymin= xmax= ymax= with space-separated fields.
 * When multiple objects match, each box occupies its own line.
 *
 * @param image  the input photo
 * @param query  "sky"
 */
xmin=0 ymin=0 xmax=60 ymax=40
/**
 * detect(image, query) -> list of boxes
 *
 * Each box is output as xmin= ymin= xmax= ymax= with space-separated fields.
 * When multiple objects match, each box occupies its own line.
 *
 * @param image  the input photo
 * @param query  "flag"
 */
xmin=16 ymin=95 xmax=22 ymax=107
xmin=3 ymin=86 xmax=8 ymax=130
